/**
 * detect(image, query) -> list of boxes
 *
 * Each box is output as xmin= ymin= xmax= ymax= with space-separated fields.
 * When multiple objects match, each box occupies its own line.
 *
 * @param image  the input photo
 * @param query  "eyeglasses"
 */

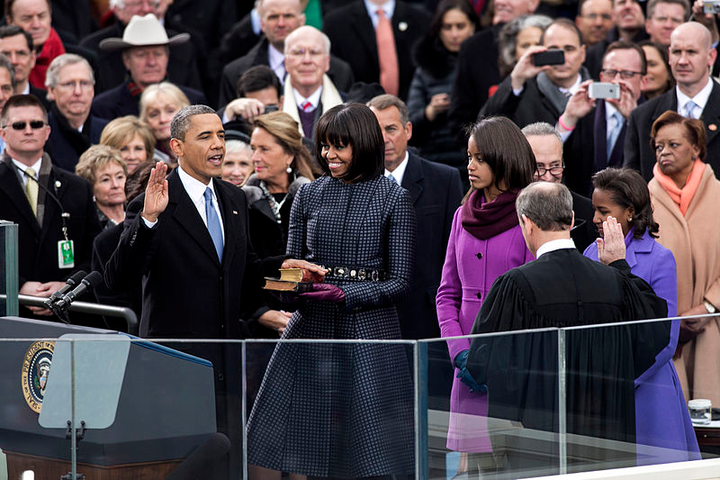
xmin=4 ymin=120 xmax=46 ymax=130
xmin=600 ymin=69 xmax=643 ymax=79
xmin=536 ymin=165 xmax=565 ymax=177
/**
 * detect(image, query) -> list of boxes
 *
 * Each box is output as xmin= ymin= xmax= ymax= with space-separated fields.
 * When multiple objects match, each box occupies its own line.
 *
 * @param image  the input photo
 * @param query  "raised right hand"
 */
xmin=510 ymin=45 xmax=549 ymax=91
xmin=141 ymin=162 xmax=169 ymax=223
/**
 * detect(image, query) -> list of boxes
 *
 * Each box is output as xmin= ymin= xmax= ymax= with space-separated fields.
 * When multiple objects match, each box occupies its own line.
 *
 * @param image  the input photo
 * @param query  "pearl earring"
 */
xmin=628 ymin=217 xmax=632 ymax=222
xmin=286 ymin=166 xmax=292 ymax=174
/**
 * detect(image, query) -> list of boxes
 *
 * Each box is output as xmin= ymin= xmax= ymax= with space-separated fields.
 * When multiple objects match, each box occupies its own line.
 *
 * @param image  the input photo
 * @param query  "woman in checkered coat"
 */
xmin=247 ymin=103 xmax=417 ymax=478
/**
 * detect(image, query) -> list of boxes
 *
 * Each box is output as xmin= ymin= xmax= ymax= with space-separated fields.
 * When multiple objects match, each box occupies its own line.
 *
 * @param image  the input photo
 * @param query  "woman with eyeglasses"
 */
xmin=436 ymin=116 xmax=535 ymax=474
xmin=583 ymin=167 xmax=699 ymax=463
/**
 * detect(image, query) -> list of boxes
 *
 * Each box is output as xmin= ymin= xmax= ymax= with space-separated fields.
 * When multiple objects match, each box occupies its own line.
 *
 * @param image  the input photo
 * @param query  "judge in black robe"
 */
xmin=465 ymin=182 xmax=669 ymax=477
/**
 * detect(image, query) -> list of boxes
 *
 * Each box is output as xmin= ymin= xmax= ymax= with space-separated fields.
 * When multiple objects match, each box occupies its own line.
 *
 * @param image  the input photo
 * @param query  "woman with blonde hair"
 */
xmin=75 ymin=145 xmax=127 ymax=230
xmin=140 ymin=81 xmax=190 ymax=165
xmin=99 ymin=116 xmax=155 ymax=173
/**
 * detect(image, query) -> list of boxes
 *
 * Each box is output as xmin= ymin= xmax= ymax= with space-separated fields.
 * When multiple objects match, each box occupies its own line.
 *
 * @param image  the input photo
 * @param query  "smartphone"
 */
xmin=263 ymin=104 xmax=280 ymax=113
xmin=532 ymin=49 xmax=565 ymax=67
xmin=588 ymin=82 xmax=620 ymax=100
xmin=704 ymin=0 xmax=720 ymax=13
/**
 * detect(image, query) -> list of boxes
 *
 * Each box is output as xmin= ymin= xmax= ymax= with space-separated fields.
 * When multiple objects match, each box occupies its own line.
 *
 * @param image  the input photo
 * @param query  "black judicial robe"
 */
xmin=467 ymin=248 xmax=669 ymax=464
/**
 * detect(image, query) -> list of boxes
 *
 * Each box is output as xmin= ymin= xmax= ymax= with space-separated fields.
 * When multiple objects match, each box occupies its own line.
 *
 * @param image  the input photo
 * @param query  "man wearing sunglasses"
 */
xmin=556 ymin=41 xmax=646 ymax=196
xmin=0 ymin=94 xmax=101 ymax=319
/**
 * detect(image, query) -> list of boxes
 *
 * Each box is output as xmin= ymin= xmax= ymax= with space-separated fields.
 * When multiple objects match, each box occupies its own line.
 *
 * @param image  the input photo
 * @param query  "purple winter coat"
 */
xmin=584 ymin=229 xmax=700 ymax=463
xmin=436 ymin=206 xmax=533 ymax=452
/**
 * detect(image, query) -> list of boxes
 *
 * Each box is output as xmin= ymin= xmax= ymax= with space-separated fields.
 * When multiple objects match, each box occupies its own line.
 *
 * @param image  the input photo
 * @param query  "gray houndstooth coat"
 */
xmin=247 ymin=175 xmax=417 ymax=477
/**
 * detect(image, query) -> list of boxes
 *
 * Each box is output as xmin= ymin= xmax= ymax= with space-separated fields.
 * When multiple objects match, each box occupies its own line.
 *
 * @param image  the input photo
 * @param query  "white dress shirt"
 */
xmin=384 ymin=151 xmax=409 ymax=185
xmin=536 ymin=238 xmax=576 ymax=258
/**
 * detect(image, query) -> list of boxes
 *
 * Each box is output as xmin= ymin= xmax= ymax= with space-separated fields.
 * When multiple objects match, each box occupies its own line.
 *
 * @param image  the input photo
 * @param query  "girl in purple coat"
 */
xmin=436 ymin=117 xmax=535 ymax=472
xmin=583 ymin=168 xmax=699 ymax=464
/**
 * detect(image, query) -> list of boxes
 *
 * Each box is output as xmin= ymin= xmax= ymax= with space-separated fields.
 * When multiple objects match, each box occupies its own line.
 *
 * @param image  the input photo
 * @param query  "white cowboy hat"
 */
xmin=99 ymin=14 xmax=190 ymax=51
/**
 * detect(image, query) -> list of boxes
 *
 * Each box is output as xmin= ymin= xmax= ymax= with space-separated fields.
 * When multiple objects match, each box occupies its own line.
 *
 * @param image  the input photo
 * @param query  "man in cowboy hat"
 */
xmin=90 ymin=14 xmax=206 ymax=121
xmin=80 ymin=3 xmax=202 ymax=94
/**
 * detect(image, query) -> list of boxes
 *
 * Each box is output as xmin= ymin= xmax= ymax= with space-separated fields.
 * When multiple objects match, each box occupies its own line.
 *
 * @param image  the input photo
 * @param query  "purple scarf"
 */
xmin=461 ymin=189 xmax=520 ymax=240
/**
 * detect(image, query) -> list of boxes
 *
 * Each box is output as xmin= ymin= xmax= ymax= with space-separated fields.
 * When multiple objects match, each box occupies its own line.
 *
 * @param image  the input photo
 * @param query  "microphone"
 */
xmin=54 ymin=271 xmax=103 ymax=312
xmin=47 ymin=270 xmax=87 ymax=303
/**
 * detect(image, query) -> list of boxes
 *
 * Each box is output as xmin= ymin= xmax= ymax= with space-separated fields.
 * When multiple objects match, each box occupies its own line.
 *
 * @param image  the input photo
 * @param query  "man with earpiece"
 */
xmin=0 ymin=94 xmax=101 ymax=320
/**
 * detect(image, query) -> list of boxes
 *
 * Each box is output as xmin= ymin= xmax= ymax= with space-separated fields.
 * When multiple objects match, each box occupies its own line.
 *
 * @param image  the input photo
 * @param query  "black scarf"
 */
xmin=50 ymin=102 xmax=93 ymax=157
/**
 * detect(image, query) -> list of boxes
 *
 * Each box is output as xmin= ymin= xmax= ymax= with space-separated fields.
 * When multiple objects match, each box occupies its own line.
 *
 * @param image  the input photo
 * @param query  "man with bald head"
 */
xmin=624 ymin=22 xmax=720 ymax=180
xmin=219 ymin=0 xmax=354 ymax=108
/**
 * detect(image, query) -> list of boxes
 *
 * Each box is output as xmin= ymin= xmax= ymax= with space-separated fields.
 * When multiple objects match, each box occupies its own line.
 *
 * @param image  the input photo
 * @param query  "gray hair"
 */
xmin=522 ymin=122 xmax=563 ymax=153
xmin=170 ymin=104 xmax=216 ymax=141
xmin=499 ymin=15 xmax=553 ymax=76
xmin=284 ymin=26 xmax=331 ymax=55
xmin=516 ymin=182 xmax=574 ymax=231
xmin=45 ymin=54 xmax=94 ymax=89
xmin=0 ymin=54 xmax=15 ymax=85
xmin=366 ymin=94 xmax=409 ymax=125
xmin=226 ymin=139 xmax=251 ymax=155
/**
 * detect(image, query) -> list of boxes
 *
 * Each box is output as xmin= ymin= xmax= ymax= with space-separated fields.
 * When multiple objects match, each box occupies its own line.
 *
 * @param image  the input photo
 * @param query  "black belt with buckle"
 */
xmin=321 ymin=265 xmax=386 ymax=282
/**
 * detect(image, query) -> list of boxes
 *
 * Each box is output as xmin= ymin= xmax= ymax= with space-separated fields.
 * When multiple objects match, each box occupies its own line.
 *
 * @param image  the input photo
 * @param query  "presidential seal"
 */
xmin=21 ymin=341 xmax=55 ymax=413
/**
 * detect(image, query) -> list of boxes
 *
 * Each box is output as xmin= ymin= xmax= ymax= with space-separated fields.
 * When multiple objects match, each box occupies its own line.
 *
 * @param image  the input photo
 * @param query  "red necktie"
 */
xmin=301 ymin=101 xmax=312 ymax=112
xmin=376 ymin=9 xmax=399 ymax=96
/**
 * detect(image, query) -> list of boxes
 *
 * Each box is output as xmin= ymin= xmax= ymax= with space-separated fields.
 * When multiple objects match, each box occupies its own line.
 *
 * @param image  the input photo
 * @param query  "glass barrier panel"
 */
xmin=245 ymin=338 xmax=418 ymax=479
xmin=561 ymin=315 xmax=718 ymax=475
xmin=421 ymin=329 xmax=562 ymax=480
xmin=0 ymin=221 xmax=19 ymax=317
xmin=0 ymin=335 xmax=72 ymax=479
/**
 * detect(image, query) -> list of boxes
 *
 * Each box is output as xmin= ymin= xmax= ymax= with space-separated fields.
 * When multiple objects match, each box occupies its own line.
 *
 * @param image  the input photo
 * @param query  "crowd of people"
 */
xmin=0 ymin=0 xmax=719 ymax=478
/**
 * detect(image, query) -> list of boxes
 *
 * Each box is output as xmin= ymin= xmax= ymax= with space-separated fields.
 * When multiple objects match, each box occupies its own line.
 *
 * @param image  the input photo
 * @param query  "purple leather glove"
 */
xmin=299 ymin=283 xmax=345 ymax=303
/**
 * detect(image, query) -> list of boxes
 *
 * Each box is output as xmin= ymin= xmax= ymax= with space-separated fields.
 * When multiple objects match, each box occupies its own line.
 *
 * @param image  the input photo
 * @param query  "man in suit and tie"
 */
xmin=0 ymin=94 xmax=100 ymax=319
xmin=104 ymin=104 xmax=320 ymax=476
xmin=218 ymin=0 xmax=354 ymax=108
xmin=281 ymin=26 xmax=345 ymax=140
xmin=368 ymin=94 xmax=463 ymax=339
xmin=557 ymin=41 xmax=646 ymax=196
xmin=323 ymin=0 xmax=431 ymax=101
xmin=624 ymin=21 xmax=720 ymax=180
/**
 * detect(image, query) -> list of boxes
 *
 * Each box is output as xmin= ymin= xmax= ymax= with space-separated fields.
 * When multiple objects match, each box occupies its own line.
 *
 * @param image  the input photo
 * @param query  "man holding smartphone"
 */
xmin=558 ymin=41 xmax=646 ymax=196
xmin=479 ymin=18 xmax=589 ymax=128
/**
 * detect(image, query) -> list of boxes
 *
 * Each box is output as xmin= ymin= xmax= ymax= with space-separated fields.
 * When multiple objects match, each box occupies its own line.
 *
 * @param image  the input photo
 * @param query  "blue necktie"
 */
xmin=204 ymin=187 xmax=224 ymax=261
xmin=606 ymin=112 xmax=622 ymax=162
xmin=387 ymin=173 xmax=397 ymax=183
xmin=684 ymin=100 xmax=698 ymax=119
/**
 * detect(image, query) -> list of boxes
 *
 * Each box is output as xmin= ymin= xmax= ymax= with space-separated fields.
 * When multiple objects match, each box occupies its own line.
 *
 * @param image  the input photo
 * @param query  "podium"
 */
xmin=0 ymin=317 xmax=217 ymax=479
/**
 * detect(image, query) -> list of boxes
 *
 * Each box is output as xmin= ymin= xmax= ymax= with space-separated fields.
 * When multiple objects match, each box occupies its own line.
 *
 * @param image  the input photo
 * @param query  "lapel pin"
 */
xmin=398 ymin=22 xmax=408 ymax=32
xmin=232 ymin=210 xmax=238 ymax=215
xmin=709 ymin=124 xmax=717 ymax=131
xmin=55 ymin=180 xmax=62 ymax=188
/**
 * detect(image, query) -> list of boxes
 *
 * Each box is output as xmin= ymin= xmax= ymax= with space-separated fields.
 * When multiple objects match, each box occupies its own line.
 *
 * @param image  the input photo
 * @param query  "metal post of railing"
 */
xmin=0 ymin=294 xmax=139 ymax=335
xmin=558 ymin=329 xmax=567 ymax=475
xmin=1 ymin=221 xmax=18 ymax=316
xmin=414 ymin=341 xmax=428 ymax=480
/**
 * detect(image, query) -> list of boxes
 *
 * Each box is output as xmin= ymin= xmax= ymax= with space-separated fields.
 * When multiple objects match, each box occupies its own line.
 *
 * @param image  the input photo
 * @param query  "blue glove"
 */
xmin=454 ymin=350 xmax=488 ymax=394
